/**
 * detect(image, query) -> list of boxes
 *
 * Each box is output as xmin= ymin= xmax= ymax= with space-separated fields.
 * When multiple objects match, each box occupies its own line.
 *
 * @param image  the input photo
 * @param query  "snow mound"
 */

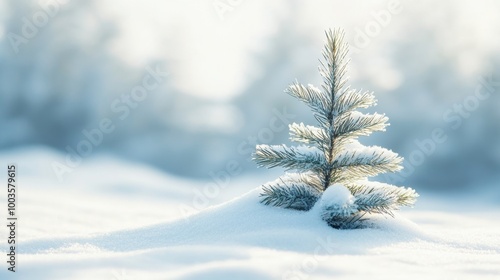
xmin=3 ymin=181 xmax=500 ymax=279
xmin=319 ymin=183 xmax=354 ymax=207
xmin=1 ymin=148 xmax=500 ymax=279
xmin=20 ymin=188 xmax=425 ymax=255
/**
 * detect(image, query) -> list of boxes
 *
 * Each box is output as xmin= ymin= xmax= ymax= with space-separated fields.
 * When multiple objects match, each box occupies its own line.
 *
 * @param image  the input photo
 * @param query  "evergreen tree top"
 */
xmin=253 ymin=29 xmax=418 ymax=229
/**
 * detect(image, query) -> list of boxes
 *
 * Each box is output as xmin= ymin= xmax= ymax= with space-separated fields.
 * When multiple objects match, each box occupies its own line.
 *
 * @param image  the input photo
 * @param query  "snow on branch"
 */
xmin=254 ymin=145 xmax=327 ymax=172
xmin=287 ymin=83 xmax=331 ymax=119
xmin=289 ymin=122 xmax=329 ymax=148
xmin=333 ymin=88 xmax=376 ymax=116
xmin=320 ymin=182 xmax=418 ymax=228
xmin=331 ymin=144 xmax=402 ymax=182
xmin=318 ymin=184 xmax=365 ymax=229
xmin=278 ymin=172 xmax=325 ymax=192
xmin=260 ymin=180 xmax=321 ymax=211
xmin=334 ymin=111 xmax=388 ymax=139
xmin=347 ymin=181 xmax=418 ymax=211
xmin=252 ymin=28 xmax=418 ymax=229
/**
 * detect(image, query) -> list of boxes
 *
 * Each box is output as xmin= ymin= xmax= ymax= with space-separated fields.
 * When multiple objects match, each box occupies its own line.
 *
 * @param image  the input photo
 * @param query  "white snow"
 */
xmin=315 ymin=183 xmax=358 ymax=219
xmin=289 ymin=122 xmax=325 ymax=137
xmin=343 ymin=140 xmax=394 ymax=157
xmin=335 ymin=140 xmax=398 ymax=168
xmin=318 ymin=183 xmax=354 ymax=207
xmin=1 ymin=147 xmax=499 ymax=279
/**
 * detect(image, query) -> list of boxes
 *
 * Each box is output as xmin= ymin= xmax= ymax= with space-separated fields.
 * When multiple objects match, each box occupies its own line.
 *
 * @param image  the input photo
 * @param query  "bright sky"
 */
xmin=98 ymin=0 xmax=500 ymax=101
xmin=99 ymin=0 xmax=286 ymax=101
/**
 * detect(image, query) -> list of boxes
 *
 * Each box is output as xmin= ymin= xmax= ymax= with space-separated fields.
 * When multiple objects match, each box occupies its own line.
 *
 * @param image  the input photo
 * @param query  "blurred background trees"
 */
xmin=0 ymin=0 xmax=499 ymax=191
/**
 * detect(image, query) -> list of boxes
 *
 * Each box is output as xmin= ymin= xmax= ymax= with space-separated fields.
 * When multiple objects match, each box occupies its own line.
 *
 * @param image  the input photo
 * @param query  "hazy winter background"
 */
xmin=1 ymin=1 xmax=499 ymax=206
xmin=1 ymin=0 xmax=500 ymax=279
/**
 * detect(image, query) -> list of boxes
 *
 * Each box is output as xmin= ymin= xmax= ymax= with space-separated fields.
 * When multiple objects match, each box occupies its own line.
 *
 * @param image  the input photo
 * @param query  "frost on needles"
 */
xmin=253 ymin=29 xmax=418 ymax=229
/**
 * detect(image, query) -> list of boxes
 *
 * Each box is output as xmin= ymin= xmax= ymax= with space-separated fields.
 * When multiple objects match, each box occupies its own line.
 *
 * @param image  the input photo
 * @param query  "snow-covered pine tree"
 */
xmin=253 ymin=29 xmax=418 ymax=229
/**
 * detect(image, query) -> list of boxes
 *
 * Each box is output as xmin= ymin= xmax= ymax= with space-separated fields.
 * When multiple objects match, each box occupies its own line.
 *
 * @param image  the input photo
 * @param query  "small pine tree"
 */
xmin=253 ymin=29 xmax=418 ymax=229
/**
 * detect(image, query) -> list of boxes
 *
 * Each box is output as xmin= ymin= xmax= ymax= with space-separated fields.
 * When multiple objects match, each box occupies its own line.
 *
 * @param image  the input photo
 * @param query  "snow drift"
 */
xmin=0 ymin=148 xmax=499 ymax=279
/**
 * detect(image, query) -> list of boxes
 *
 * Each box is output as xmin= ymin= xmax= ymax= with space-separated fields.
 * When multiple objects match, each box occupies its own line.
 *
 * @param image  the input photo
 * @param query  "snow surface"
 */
xmin=341 ymin=140 xmax=397 ymax=160
xmin=1 ymin=147 xmax=500 ymax=279
xmin=319 ymin=184 xmax=354 ymax=207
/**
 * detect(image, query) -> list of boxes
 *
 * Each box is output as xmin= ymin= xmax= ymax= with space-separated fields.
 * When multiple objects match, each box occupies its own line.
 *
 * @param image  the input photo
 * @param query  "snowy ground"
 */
xmin=0 ymin=147 xmax=499 ymax=279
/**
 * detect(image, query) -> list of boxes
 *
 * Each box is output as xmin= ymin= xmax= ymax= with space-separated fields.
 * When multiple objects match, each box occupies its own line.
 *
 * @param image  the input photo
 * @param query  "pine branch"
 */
xmin=318 ymin=29 xmax=351 ymax=188
xmin=287 ymin=83 xmax=331 ymax=120
xmin=334 ymin=112 xmax=388 ymax=139
xmin=328 ymin=136 xmax=358 ymax=161
xmin=333 ymin=88 xmax=376 ymax=116
xmin=322 ymin=212 xmax=367 ymax=229
xmin=331 ymin=146 xmax=403 ymax=182
xmin=279 ymin=172 xmax=324 ymax=192
xmin=260 ymin=181 xmax=321 ymax=211
xmin=289 ymin=122 xmax=329 ymax=149
xmin=319 ymin=29 xmax=350 ymax=103
xmin=252 ymin=28 xmax=418 ymax=230
xmin=354 ymin=191 xmax=398 ymax=216
xmin=320 ymin=203 xmax=358 ymax=221
xmin=322 ymin=181 xmax=417 ymax=227
xmin=347 ymin=181 xmax=418 ymax=209
xmin=254 ymin=144 xmax=327 ymax=172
